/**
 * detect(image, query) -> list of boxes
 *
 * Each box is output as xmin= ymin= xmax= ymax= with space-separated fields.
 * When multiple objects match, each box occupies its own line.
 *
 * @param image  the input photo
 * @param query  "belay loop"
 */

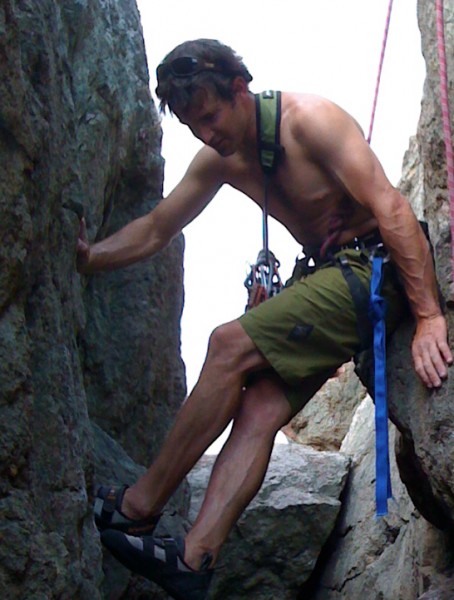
xmin=244 ymin=249 xmax=283 ymax=311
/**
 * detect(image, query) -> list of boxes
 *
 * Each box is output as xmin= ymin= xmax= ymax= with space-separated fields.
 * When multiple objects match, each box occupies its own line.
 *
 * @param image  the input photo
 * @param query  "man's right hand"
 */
xmin=412 ymin=313 xmax=453 ymax=388
xmin=76 ymin=218 xmax=90 ymax=273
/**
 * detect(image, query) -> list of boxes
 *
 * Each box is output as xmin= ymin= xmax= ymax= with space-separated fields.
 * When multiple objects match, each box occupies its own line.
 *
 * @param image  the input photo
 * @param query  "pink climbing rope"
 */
xmin=321 ymin=1 xmax=395 ymax=251
xmin=367 ymin=0 xmax=394 ymax=144
xmin=436 ymin=0 xmax=454 ymax=297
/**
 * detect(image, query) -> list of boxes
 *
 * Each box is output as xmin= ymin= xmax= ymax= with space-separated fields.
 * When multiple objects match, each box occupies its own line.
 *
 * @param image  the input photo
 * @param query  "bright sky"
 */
xmin=136 ymin=0 xmax=426 ymax=392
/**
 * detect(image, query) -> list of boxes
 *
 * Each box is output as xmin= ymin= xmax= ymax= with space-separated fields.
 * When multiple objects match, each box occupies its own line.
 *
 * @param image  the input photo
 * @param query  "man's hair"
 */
xmin=155 ymin=39 xmax=253 ymax=115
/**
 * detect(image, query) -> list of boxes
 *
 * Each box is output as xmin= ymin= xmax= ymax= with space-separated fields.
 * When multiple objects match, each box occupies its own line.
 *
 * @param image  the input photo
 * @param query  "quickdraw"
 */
xmin=244 ymin=249 xmax=283 ymax=311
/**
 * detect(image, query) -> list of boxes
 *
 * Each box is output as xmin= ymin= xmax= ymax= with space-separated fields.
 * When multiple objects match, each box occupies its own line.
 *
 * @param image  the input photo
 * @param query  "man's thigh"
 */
xmin=239 ymin=250 xmax=406 ymax=413
xmin=244 ymin=365 xmax=336 ymax=417
xmin=240 ymin=262 xmax=360 ymax=384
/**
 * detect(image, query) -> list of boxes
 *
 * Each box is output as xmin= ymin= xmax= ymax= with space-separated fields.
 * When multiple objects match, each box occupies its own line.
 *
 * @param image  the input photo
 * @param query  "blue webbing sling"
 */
xmin=369 ymin=255 xmax=392 ymax=516
xmin=340 ymin=251 xmax=392 ymax=516
xmin=368 ymin=221 xmax=438 ymax=515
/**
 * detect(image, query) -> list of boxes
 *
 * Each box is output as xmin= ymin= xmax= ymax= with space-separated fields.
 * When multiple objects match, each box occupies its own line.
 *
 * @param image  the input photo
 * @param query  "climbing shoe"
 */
xmin=101 ymin=531 xmax=213 ymax=600
xmin=94 ymin=485 xmax=160 ymax=535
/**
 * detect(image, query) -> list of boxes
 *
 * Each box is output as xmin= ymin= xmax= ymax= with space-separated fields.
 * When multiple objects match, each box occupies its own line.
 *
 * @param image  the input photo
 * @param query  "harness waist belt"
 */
xmin=332 ymin=228 xmax=383 ymax=253
xmin=304 ymin=228 xmax=383 ymax=260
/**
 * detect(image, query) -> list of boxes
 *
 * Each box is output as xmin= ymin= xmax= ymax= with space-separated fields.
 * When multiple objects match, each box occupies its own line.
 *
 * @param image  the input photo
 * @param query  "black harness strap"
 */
xmin=330 ymin=221 xmax=434 ymax=352
xmin=336 ymin=254 xmax=373 ymax=350
xmin=293 ymin=228 xmax=387 ymax=351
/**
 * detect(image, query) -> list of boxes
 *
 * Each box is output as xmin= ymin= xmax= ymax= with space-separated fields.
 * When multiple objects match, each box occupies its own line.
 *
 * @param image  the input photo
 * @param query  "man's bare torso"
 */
xmin=214 ymin=92 xmax=378 ymax=247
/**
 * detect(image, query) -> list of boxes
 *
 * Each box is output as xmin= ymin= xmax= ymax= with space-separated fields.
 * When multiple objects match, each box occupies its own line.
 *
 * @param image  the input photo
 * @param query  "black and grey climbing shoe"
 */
xmin=94 ymin=485 xmax=160 ymax=535
xmin=101 ymin=531 xmax=213 ymax=600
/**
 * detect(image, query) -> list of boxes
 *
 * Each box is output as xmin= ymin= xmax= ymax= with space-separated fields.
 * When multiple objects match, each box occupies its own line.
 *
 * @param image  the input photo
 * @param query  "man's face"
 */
xmin=176 ymin=88 xmax=245 ymax=157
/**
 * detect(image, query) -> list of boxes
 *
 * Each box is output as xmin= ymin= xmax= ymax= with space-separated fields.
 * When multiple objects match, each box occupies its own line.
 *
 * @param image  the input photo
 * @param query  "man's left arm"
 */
xmin=296 ymin=100 xmax=453 ymax=387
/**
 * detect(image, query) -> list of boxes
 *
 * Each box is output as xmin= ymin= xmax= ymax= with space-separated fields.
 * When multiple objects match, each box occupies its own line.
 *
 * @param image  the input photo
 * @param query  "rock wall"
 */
xmin=0 ymin=0 xmax=185 ymax=597
xmin=2 ymin=0 xmax=454 ymax=598
xmin=312 ymin=1 xmax=454 ymax=598
xmin=385 ymin=0 xmax=454 ymax=531
xmin=312 ymin=399 xmax=454 ymax=600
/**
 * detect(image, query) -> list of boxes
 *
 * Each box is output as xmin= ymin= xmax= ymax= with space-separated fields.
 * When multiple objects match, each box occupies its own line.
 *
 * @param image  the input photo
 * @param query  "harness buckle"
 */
xmin=368 ymin=243 xmax=391 ymax=263
xmin=340 ymin=236 xmax=362 ymax=251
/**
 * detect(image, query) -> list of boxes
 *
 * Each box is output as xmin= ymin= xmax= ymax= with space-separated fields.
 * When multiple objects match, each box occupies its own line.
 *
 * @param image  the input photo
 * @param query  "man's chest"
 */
xmin=226 ymin=154 xmax=337 ymax=214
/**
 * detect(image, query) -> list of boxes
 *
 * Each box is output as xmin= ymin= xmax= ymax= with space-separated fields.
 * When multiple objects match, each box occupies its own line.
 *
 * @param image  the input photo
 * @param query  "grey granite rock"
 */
xmin=0 ymin=0 xmax=184 ymax=597
xmin=313 ymin=398 xmax=454 ymax=600
xmin=188 ymin=444 xmax=350 ymax=599
xmin=284 ymin=361 xmax=367 ymax=451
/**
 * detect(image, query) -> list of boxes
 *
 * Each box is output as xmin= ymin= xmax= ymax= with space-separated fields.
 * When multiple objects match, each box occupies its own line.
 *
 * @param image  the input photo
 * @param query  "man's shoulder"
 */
xmin=191 ymin=145 xmax=226 ymax=173
xmin=281 ymin=92 xmax=344 ymax=126
xmin=282 ymin=92 xmax=336 ymax=112
xmin=280 ymin=92 xmax=362 ymax=146
xmin=188 ymin=145 xmax=241 ymax=186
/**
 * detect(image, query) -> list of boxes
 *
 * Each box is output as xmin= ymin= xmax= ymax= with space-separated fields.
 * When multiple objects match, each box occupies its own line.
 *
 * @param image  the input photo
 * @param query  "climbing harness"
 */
xmin=244 ymin=91 xmax=284 ymax=310
xmin=436 ymin=0 xmax=454 ymax=300
xmin=336 ymin=250 xmax=392 ymax=516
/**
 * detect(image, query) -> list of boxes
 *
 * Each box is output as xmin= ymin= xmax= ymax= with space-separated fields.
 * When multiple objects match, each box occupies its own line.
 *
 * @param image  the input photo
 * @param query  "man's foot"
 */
xmin=101 ymin=531 xmax=213 ymax=600
xmin=94 ymin=485 xmax=160 ymax=535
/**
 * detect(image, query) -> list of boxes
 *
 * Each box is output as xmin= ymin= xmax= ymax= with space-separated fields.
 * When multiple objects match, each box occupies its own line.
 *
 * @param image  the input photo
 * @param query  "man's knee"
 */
xmin=207 ymin=320 xmax=266 ymax=372
xmin=235 ymin=378 xmax=293 ymax=435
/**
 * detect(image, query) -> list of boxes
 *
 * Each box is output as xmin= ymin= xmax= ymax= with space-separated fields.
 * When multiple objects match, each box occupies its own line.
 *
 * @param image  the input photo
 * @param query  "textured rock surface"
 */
xmin=386 ymin=0 xmax=454 ymax=531
xmin=283 ymin=362 xmax=367 ymax=451
xmin=74 ymin=0 xmax=186 ymax=465
xmin=92 ymin=423 xmax=189 ymax=599
xmin=0 ymin=0 xmax=184 ymax=597
xmin=2 ymin=0 xmax=454 ymax=597
xmin=355 ymin=0 xmax=454 ymax=531
xmin=313 ymin=399 xmax=454 ymax=600
xmin=312 ymin=2 xmax=454 ymax=596
xmin=188 ymin=444 xmax=350 ymax=599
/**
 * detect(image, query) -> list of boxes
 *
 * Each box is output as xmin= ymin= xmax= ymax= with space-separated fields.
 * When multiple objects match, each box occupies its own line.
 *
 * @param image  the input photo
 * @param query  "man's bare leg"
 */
xmin=121 ymin=320 xmax=271 ymax=520
xmin=184 ymin=374 xmax=292 ymax=569
xmin=183 ymin=369 xmax=331 ymax=569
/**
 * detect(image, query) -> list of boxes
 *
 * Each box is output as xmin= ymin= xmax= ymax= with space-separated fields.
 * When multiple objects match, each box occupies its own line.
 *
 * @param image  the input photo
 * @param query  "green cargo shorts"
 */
xmin=239 ymin=248 xmax=407 ymax=415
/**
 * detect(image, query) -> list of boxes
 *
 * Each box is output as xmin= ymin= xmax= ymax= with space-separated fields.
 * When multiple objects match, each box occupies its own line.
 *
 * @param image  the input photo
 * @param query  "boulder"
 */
xmin=188 ymin=444 xmax=350 ymax=599
xmin=312 ymin=398 xmax=454 ymax=600
xmin=283 ymin=361 xmax=367 ymax=451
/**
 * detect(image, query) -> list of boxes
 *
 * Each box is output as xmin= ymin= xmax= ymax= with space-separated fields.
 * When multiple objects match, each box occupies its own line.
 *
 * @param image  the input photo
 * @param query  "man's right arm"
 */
xmin=291 ymin=97 xmax=452 ymax=387
xmin=77 ymin=147 xmax=224 ymax=273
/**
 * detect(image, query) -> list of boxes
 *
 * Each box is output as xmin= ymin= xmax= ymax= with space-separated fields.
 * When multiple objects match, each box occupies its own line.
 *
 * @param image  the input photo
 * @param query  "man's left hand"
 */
xmin=412 ymin=314 xmax=453 ymax=388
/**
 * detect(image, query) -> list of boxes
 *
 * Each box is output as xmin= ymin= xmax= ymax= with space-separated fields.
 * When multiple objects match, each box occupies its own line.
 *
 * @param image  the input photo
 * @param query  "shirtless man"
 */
xmin=77 ymin=39 xmax=452 ymax=600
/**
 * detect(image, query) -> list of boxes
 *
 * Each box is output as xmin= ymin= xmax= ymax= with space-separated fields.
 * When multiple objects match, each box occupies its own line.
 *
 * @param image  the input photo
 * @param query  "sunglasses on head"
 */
xmin=156 ymin=56 xmax=235 ymax=82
